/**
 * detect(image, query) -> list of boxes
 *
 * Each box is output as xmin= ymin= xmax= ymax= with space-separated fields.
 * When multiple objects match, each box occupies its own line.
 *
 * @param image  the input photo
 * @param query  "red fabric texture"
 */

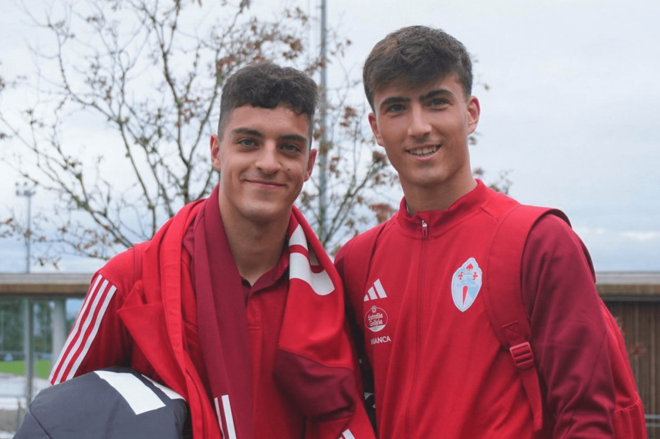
xmin=192 ymin=186 xmax=359 ymax=437
xmin=336 ymin=180 xmax=616 ymax=439
xmin=127 ymin=199 xmax=218 ymax=438
xmin=50 ymin=188 xmax=376 ymax=439
xmin=482 ymin=205 xmax=566 ymax=431
xmin=192 ymin=189 xmax=254 ymax=439
xmin=604 ymin=303 xmax=647 ymax=439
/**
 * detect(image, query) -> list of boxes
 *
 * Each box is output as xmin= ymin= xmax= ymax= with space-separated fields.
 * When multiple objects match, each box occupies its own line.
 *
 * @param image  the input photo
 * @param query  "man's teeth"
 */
xmin=409 ymin=146 xmax=439 ymax=156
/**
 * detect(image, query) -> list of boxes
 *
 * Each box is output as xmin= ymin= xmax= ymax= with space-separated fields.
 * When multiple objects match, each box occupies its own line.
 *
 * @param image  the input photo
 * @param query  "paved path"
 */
xmin=0 ymin=372 xmax=50 ymax=408
xmin=0 ymin=372 xmax=50 ymax=435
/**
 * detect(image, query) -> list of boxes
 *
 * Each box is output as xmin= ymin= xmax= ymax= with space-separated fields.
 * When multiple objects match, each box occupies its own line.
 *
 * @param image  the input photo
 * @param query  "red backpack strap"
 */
xmin=341 ymin=222 xmax=388 ymax=311
xmin=484 ymin=204 xmax=568 ymax=432
xmin=339 ymin=222 xmax=388 ymax=432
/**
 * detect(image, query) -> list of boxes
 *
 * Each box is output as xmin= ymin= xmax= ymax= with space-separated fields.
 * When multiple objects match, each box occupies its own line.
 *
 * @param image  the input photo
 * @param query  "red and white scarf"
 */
xmin=192 ymin=186 xmax=356 ymax=439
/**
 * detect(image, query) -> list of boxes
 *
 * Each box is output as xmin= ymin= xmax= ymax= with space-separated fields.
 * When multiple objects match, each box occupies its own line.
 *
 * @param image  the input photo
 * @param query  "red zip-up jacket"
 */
xmin=336 ymin=181 xmax=614 ymax=439
xmin=50 ymin=198 xmax=375 ymax=439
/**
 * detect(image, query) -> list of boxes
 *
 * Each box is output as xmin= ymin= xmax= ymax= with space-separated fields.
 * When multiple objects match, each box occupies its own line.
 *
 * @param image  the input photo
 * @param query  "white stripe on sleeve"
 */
xmin=50 ymin=275 xmax=116 ymax=384
xmin=50 ymin=274 xmax=104 ymax=384
xmin=65 ymin=282 xmax=116 ymax=381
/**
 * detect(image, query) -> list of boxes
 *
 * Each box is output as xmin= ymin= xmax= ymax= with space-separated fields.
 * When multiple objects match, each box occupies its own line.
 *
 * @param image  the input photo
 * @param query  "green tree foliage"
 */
xmin=0 ymin=299 xmax=23 ymax=355
xmin=0 ymin=300 xmax=52 ymax=357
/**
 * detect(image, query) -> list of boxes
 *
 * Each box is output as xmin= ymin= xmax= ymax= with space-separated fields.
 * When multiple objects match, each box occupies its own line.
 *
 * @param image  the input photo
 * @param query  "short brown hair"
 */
xmin=218 ymin=62 xmax=318 ymax=145
xmin=363 ymin=26 xmax=473 ymax=111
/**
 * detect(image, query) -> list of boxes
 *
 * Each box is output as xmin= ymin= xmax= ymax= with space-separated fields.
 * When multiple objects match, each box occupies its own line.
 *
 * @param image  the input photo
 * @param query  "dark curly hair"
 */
xmin=218 ymin=62 xmax=318 ymax=146
xmin=363 ymin=26 xmax=473 ymax=111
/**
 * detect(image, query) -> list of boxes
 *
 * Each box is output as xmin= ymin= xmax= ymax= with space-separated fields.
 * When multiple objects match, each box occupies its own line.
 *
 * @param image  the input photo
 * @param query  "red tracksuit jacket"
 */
xmin=50 ymin=198 xmax=375 ymax=439
xmin=336 ymin=180 xmax=615 ymax=439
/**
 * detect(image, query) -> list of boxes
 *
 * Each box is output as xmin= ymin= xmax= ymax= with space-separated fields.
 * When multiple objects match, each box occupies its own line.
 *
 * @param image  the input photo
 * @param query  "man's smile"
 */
xmin=246 ymin=178 xmax=286 ymax=189
xmin=407 ymin=145 xmax=440 ymax=157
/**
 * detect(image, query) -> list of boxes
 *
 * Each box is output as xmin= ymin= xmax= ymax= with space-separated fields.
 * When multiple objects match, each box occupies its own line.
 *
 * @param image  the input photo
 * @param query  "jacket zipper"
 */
xmin=407 ymin=219 xmax=429 ymax=436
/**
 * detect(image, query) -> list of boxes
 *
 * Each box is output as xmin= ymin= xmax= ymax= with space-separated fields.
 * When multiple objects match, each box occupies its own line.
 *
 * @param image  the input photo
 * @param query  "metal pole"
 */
xmin=51 ymin=299 xmax=66 ymax=371
xmin=16 ymin=185 xmax=35 ymax=403
xmin=26 ymin=190 xmax=32 ymax=273
xmin=318 ymin=0 xmax=328 ymax=243
xmin=23 ymin=299 xmax=34 ymax=402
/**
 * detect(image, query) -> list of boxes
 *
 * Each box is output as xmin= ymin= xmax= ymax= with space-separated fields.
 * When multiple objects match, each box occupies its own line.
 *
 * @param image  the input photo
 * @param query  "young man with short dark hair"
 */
xmin=51 ymin=62 xmax=375 ymax=439
xmin=336 ymin=26 xmax=621 ymax=438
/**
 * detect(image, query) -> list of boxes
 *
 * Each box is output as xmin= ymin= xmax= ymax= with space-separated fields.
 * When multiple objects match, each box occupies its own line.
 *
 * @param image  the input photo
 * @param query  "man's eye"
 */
xmin=281 ymin=143 xmax=300 ymax=152
xmin=386 ymin=104 xmax=404 ymax=113
xmin=238 ymin=138 xmax=256 ymax=147
xmin=430 ymin=98 xmax=449 ymax=107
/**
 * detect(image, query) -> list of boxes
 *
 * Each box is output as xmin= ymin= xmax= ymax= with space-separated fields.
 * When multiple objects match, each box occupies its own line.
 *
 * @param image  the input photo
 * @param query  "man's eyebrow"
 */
xmin=419 ymin=88 xmax=454 ymax=101
xmin=230 ymin=127 xmax=264 ymax=137
xmin=378 ymin=96 xmax=410 ymax=112
xmin=279 ymin=133 xmax=309 ymax=145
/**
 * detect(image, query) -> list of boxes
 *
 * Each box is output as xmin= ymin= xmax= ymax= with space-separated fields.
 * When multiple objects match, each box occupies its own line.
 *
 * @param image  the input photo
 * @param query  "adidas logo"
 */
xmin=364 ymin=279 xmax=388 ymax=302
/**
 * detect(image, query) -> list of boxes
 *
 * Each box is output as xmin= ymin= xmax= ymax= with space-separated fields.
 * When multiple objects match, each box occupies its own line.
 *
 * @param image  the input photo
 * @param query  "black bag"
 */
xmin=15 ymin=366 xmax=190 ymax=439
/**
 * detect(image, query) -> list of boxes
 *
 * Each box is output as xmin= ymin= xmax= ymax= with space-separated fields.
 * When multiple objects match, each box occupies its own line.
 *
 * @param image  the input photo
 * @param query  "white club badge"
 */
xmin=451 ymin=257 xmax=482 ymax=312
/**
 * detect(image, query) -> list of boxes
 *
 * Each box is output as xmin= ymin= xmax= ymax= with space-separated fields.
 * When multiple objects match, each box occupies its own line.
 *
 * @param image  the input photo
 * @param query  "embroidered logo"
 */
xmin=364 ymin=305 xmax=388 ymax=332
xmin=363 ymin=279 xmax=388 ymax=302
xmin=451 ymin=257 xmax=482 ymax=312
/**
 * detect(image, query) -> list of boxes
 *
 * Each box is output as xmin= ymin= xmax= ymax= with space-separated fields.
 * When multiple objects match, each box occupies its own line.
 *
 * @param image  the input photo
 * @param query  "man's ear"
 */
xmin=368 ymin=113 xmax=385 ymax=147
xmin=210 ymin=134 xmax=221 ymax=172
xmin=304 ymin=148 xmax=317 ymax=181
xmin=466 ymin=96 xmax=481 ymax=135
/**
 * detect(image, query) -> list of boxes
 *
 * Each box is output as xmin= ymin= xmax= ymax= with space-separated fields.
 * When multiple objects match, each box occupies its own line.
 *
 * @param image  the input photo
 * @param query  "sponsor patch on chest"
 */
xmin=451 ymin=257 xmax=482 ymax=312
xmin=364 ymin=305 xmax=388 ymax=332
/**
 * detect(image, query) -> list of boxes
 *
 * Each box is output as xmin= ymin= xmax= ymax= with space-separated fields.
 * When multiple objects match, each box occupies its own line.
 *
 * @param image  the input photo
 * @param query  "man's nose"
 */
xmin=407 ymin=105 xmax=432 ymax=139
xmin=255 ymin=143 xmax=282 ymax=174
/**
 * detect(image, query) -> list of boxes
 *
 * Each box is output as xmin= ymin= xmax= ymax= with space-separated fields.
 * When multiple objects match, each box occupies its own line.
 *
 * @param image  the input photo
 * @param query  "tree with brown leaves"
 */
xmin=0 ymin=0 xmax=398 ymax=265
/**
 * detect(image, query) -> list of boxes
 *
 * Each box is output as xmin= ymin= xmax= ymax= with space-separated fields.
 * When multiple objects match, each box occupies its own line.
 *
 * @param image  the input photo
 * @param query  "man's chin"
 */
xmin=241 ymin=205 xmax=293 ymax=225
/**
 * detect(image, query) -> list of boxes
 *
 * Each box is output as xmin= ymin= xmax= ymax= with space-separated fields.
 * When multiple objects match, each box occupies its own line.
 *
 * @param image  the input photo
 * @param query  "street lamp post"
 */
xmin=317 ymin=0 xmax=329 ymax=244
xmin=16 ymin=184 xmax=36 ymax=403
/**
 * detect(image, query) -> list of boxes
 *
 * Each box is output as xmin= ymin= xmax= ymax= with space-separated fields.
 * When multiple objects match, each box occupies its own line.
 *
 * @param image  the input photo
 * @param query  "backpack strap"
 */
xmin=484 ymin=204 xmax=569 ymax=432
xmin=345 ymin=222 xmax=388 ymax=300
xmin=340 ymin=221 xmax=388 ymax=432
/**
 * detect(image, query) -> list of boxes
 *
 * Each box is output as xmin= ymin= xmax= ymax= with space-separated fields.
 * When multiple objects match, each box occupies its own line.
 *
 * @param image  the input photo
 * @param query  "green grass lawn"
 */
xmin=0 ymin=360 xmax=51 ymax=380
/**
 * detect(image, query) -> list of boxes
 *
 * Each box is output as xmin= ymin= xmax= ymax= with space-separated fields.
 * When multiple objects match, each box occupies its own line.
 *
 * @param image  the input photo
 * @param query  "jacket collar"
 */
xmin=395 ymin=179 xmax=490 ymax=239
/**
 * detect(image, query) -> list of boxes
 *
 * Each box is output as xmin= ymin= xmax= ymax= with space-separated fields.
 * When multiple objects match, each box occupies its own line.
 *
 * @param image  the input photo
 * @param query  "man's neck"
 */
xmin=218 ymin=204 xmax=289 ymax=287
xmin=403 ymin=176 xmax=477 ymax=215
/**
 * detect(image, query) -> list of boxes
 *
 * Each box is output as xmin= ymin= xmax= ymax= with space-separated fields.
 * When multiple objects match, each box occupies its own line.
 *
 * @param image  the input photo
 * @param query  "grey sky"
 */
xmin=1 ymin=0 xmax=658 ymax=272
xmin=326 ymin=0 xmax=660 ymax=271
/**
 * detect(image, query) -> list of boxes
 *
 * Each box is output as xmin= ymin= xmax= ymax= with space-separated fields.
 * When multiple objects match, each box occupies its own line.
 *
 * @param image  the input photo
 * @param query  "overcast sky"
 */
xmin=1 ymin=0 xmax=658 ymax=273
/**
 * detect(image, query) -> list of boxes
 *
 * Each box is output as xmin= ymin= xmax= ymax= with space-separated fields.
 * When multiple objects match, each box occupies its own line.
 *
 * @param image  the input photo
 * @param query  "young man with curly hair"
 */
xmin=51 ymin=62 xmax=375 ymax=439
